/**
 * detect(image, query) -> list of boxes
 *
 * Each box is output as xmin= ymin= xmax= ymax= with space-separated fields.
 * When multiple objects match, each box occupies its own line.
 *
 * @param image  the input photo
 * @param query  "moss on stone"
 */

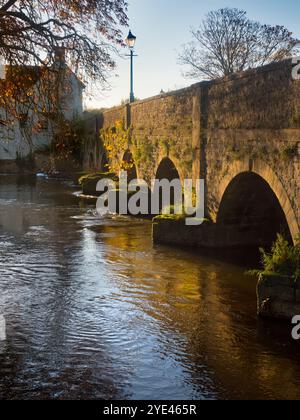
xmin=153 ymin=214 xmax=210 ymax=224
xmin=79 ymin=172 xmax=118 ymax=196
xmin=79 ymin=172 xmax=117 ymax=185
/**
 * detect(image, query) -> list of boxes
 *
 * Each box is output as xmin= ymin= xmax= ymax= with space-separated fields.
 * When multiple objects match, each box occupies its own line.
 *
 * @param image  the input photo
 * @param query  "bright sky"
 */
xmin=86 ymin=0 xmax=300 ymax=110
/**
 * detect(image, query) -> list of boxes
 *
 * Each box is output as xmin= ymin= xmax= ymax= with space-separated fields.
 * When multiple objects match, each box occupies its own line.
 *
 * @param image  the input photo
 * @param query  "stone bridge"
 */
xmin=85 ymin=59 xmax=300 ymax=248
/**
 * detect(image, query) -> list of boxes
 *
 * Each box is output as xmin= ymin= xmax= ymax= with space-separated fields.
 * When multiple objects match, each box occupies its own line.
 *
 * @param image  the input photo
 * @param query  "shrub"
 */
xmin=52 ymin=117 xmax=86 ymax=162
xmin=251 ymin=234 xmax=300 ymax=279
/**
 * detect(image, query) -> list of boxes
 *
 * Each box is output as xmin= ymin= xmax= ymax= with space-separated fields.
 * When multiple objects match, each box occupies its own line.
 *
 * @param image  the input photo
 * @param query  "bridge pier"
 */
xmin=152 ymin=218 xmax=276 ymax=250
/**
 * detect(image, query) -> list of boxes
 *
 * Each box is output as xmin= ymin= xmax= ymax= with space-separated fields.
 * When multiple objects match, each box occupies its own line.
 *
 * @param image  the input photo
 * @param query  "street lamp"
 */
xmin=125 ymin=30 xmax=137 ymax=103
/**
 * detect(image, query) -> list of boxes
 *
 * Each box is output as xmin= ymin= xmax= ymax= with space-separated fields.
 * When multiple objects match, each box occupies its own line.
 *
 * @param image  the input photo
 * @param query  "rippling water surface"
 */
xmin=0 ymin=175 xmax=300 ymax=400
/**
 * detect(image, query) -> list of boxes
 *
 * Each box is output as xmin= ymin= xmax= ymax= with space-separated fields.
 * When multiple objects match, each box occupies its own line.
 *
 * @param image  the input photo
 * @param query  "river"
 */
xmin=0 ymin=174 xmax=300 ymax=400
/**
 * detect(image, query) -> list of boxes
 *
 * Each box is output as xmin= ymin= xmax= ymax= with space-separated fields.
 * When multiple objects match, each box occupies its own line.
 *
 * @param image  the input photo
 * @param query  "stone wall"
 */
xmin=153 ymin=219 xmax=272 ymax=249
xmin=257 ymin=274 xmax=300 ymax=320
xmin=206 ymin=61 xmax=300 ymax=130
xmin=0 ymin=160 xmax=20 ymax=174
xmin=102 ymin=105 xmax=127 ymax=129
xmin=130 ymin=88 xmax=195 ymax=181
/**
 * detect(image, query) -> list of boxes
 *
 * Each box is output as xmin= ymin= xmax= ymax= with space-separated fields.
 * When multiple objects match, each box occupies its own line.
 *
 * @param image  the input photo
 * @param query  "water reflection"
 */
xmin=0 ymin=175 xmax=300 ymax=400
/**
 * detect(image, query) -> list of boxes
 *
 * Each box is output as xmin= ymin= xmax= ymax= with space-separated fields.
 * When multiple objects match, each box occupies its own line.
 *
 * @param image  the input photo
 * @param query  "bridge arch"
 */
xmin=216 ymin=160 xmax=299 ymax=245
xmin=154 ymin=157 xmax=183 ymax=213
xmin=155 ymin=156 xmax=183 ymax=184
xmin=121 ymin=150 xmax=138 ymax=182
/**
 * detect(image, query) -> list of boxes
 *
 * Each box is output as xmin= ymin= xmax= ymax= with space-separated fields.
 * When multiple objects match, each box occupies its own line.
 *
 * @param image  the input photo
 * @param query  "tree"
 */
xmin=0 ymin=0 xmax=128 ymax=82
xmin=0 ymin=0 xmax=128 ymax=149
xmin=179 ymin=8 xmax=300 ymax=80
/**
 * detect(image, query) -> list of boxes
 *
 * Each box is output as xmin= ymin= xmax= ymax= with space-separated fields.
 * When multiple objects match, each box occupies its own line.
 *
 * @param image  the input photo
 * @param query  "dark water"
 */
xmin=0 ymin=175 xmax=300 ymax=400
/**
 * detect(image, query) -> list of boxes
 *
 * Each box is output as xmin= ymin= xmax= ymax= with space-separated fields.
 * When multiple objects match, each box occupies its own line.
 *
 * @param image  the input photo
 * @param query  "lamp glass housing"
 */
xmin=126 ymin=31 xmax=136 ymax=49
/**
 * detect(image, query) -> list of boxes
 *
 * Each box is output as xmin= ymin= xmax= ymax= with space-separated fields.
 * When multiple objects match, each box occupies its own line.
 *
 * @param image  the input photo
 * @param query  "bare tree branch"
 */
xmin=0 ymin=0 xmax=128 ymax=82
xmin=0 ymin=0 xmax=18 ymax=13
xmin=179 ymin=8 xmax=300 ymax=80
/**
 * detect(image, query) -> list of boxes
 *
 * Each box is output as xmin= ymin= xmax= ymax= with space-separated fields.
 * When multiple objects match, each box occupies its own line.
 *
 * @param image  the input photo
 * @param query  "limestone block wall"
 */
xmin=130 ymin=89 xmax=195 ymax=182
xmin=102 ymin=105 xmax=127 ymax=130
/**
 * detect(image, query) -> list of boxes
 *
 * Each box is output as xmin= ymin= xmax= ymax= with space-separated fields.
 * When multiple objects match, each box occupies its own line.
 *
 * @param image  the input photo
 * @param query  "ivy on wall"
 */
xmin=131 ymin=137 xmax=156 ymax=178
xmin=100 ymin=120 xmax=131 ymax=174
xmin=212 ymin=139 xmax=300 ymax=181
xmin=225 ymin=141 xmax=299 ymax=164
xmin=100 ymin=119 xmax=194 ymax=180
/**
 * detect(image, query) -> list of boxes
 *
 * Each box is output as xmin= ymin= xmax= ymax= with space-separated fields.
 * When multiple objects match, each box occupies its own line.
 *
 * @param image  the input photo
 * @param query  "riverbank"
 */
xmin=0 ymin=155 xmax=90 ymax=194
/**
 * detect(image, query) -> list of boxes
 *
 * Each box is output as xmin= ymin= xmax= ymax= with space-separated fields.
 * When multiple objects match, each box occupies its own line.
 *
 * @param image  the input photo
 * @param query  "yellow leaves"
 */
xmin=121 ymin=161 xmax=134 ymax=171
xmin=59 ymin=10 xmax=69 ymax=19
xmin=100 ymin=119 xmax=131 ymax=173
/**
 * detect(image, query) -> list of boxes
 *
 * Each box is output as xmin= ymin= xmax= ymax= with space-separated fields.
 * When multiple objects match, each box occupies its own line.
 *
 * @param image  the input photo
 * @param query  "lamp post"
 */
xmin=125 ymin=30 xmax=137 ymax=103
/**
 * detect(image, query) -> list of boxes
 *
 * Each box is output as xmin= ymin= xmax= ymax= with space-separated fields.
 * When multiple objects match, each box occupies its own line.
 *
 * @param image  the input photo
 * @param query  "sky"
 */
xmin=86 ymin=0 xmax=300 ymax=109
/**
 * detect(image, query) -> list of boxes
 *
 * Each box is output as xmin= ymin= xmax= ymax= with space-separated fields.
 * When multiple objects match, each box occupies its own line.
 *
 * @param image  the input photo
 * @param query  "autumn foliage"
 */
xmin=0 ymin=1 xmax=128 ymax=79
xmin=0 ymin=1 xmax=128 ymax=118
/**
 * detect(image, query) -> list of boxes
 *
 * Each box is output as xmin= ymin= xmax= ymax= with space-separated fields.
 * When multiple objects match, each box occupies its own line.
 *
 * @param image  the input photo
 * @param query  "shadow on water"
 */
xmin=154 ymin=244 xmax=263 ymax=270
xmin=0 ymin=175 xmax=300 ymax=400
